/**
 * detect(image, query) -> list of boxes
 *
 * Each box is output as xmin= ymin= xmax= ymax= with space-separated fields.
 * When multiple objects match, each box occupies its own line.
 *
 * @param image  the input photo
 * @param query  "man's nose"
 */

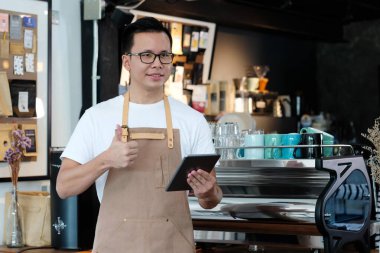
xmin=151 ymin=55 xmax=162 ymax=67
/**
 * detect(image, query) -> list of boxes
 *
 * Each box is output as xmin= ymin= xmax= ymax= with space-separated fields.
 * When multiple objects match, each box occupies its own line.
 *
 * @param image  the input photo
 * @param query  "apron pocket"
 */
xmin=155 ymin=155 xmax=170 ymax=188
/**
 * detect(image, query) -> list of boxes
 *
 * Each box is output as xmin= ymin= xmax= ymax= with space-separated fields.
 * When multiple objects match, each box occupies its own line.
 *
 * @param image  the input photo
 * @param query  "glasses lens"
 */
xmin=159 ymin=53 xmax=173 ymax=64
xmin=140 ymin=53 xmax=155 ymax=64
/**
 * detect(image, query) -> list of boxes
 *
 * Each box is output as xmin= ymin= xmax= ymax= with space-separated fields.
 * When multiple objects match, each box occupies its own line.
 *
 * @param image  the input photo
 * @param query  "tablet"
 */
xmin=165 ymin=154 xmax=220 ymax=192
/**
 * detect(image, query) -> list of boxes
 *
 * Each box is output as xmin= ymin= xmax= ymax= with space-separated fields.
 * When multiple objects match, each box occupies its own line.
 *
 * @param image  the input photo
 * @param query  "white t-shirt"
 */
xmin=61 ymin=95 xmax=215 ymax=201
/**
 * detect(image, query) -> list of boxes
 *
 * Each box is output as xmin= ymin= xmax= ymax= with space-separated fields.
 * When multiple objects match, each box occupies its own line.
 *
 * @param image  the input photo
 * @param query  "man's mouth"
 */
xmin=147 ymin=73 xmax=164 ymax=77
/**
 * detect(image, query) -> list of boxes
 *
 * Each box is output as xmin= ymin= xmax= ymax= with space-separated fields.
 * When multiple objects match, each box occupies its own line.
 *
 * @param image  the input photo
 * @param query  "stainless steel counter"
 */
xmin=190 ymin=156 xmax=375 ymax=251
xmin=216 ymin=159 xmax=329 ymax=198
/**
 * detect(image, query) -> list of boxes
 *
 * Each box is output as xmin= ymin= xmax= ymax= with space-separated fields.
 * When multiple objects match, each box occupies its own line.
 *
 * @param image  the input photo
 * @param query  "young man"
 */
xmin=56 ymin=17 xmax=222 ymax=252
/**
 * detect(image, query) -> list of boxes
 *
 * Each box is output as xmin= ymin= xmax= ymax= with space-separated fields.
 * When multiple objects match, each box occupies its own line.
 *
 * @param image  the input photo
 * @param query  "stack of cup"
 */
xmin=296 ymin=132 xmax=323 ymax=159
xmin=214 ymin=122 xmax=241 ymax=160
xmin=236 ymin=129 xmax=265 ymax=159
xmin=300 ymin=127 xmax=334 ymax=157
xmin=281 ymin=133 xmax=302 ymax=159
xmin=264 ymin=134 xmax=282 ymax=159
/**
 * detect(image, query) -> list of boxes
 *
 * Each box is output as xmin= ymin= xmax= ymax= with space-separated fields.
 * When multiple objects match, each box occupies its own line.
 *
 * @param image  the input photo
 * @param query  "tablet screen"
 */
xmin=165 ymin=154 xmax=220 ymax=192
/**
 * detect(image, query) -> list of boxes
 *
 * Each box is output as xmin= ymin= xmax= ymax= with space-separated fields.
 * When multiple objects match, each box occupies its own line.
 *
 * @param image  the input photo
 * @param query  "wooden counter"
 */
xmin=193 ymin=218 xmax=321 ymax=235
xmin=0 ymin=219 xmax=378 ymax=252
xmin=0 ymin=246 xmax=90 ymax=253
xmin=1 ymin=246 xmax=379 ymax=253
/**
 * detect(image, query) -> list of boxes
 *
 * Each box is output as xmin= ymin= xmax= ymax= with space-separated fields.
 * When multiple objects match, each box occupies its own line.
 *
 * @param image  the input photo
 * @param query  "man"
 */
xmin=56 ymin=17 xmax=222 ymax=252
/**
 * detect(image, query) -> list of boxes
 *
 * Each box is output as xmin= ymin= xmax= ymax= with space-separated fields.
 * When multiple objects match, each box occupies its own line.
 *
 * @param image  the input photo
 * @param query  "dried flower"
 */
xmin=3 ymin=129 xmax=31 ymax=186
xmin=361 ymin=117 xmax=380 ymax=184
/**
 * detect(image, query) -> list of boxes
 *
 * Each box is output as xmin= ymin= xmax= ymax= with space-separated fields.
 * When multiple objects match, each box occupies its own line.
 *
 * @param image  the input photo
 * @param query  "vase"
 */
xmin=6 ymin=184 xmax=24 ymax=248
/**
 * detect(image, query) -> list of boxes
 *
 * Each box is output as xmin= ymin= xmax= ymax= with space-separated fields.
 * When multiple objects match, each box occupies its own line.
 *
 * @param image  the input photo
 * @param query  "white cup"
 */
xmin=237 ymin=130 xmax=264 ymax=159
xmin=247 ymin=77 xmax=259 ymax=92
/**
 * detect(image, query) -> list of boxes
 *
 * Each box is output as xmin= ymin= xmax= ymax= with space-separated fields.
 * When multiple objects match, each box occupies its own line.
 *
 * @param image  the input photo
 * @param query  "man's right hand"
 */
xmin=106 ymin=124 xmax=138 ymax=170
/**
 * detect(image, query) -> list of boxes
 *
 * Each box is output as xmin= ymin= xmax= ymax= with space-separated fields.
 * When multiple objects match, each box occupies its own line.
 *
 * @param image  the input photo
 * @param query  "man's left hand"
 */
xmin=187 ymin=169 xmax=222 ymax=209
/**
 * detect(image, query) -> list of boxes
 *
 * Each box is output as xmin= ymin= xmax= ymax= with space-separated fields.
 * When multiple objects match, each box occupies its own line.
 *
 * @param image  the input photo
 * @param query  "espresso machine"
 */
xmin=190 ymin=149 xmax=375 ymax=252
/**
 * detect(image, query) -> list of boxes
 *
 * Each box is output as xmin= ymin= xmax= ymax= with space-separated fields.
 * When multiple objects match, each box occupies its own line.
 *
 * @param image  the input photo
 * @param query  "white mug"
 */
xmin=247 ymin=77 xmax=259 ymax=92
xmin=237 ymin=131 xmax=264 ymax=159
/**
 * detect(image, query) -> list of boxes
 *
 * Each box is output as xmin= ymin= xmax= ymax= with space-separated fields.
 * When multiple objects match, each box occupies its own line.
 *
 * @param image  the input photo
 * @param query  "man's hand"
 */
xmin=187 ymin=169 xmax=222 ymax=209
xmin=105 ymin=125 xmax=138 ymax=170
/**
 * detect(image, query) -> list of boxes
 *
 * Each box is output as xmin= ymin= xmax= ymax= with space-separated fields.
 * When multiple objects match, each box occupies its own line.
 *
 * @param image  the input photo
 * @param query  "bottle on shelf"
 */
xmin=205 ymin=81 xmax=219 ymax=116
xmin=170 ymin=22 xmax=183 ymax=55
xmin=199 ymin=27 xmax=208 ymax=50
xmin=190 ymin=26 xmax=200 ymax=53
xmin=182 ymin=25 xmax=192 ymax=55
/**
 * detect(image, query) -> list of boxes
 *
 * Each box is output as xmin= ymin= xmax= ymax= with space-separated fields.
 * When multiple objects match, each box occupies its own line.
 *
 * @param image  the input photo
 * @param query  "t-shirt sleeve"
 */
xmin=191 ymin=115 xmax=216 ymax=155
xmin=60 ymin=110 xmax=95 ymax=164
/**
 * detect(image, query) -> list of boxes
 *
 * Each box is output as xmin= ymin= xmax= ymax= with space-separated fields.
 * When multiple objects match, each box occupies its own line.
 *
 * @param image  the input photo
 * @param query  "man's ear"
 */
xmin=122 ymin=54 xmax=131 ymax=71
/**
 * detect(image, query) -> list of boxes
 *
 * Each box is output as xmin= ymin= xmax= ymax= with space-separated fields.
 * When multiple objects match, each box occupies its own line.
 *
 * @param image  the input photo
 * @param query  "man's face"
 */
xmin=123 ymin=32 xmax=172 ymax=91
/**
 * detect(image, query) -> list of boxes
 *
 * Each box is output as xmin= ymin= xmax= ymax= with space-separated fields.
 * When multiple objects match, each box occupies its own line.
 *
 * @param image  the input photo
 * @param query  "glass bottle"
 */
xmin=6 ymin=184 xmax=24 ymax=248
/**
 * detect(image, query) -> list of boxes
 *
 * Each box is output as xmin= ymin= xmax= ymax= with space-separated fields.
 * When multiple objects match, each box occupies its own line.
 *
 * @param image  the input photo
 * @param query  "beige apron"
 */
xmin=92 ymin=92 xmax=195 ymax=253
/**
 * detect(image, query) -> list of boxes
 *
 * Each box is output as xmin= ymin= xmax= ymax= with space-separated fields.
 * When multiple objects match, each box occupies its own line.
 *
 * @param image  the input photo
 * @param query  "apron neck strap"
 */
xmin=121 ymin=92 xmax=174 ymax=149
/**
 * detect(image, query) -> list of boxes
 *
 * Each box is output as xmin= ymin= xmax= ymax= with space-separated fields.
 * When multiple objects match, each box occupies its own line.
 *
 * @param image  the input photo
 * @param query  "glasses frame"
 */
xmin=127 ymin=52 xmax=174 ymax=64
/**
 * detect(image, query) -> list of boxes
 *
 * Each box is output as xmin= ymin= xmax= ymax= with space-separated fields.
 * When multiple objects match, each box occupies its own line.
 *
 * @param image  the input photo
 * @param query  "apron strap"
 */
xmin=121 ymin=92 xmax=174 ymax=149
xmin=121 ymin=92 xmax=130 ymax=143
xmin=164 ymin=96 xmax=174 ymax=149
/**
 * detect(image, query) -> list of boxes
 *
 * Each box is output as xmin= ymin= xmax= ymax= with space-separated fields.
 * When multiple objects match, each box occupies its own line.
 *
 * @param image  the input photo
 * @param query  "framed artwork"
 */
xmin=0 ymin=0 xmax=51 ymax=181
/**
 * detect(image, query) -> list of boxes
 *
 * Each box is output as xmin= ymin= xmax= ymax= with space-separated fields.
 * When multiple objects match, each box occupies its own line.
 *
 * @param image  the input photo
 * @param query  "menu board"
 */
xmin=0 ymin=10 xmax=37 ymax=81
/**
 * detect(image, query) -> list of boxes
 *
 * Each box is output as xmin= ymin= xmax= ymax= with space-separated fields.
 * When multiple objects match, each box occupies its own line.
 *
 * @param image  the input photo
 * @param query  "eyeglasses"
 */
xmin=127 ymin=52 xmax=174 ymax=64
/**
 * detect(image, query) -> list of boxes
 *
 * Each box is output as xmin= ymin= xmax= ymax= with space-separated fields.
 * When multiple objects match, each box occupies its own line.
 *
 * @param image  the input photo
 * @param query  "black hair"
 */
xmin=121 ymin=17 xmax=172 ymax=54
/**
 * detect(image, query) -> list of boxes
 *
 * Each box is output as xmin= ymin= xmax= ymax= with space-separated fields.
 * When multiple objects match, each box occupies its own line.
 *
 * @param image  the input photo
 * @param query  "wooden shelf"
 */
xmin=0 ymin=117 xmax=37 ymax=124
